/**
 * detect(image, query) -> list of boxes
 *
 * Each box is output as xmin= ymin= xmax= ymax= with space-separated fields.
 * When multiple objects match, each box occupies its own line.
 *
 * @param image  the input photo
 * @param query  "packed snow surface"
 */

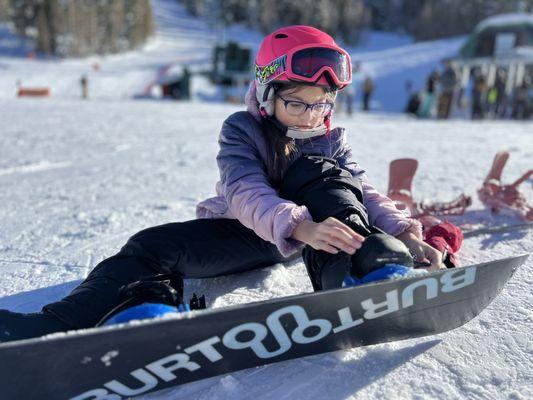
xmin=0 ymin=1 xmax=532 ymax=399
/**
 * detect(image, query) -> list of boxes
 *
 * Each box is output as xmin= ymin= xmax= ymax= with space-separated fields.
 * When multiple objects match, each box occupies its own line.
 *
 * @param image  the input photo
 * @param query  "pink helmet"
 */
xmin=255 ymin=25 xmax=352 ymax=90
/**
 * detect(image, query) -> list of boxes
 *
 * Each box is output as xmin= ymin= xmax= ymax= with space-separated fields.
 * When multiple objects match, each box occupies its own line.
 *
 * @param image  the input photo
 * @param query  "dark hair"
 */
xmin=262 ymin=82 xmax=336 ymax=187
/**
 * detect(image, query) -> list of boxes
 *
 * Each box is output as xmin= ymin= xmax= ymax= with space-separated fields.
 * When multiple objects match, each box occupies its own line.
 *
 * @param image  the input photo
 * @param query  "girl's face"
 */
xmin=274 ymin=85 xmax=330 ymax=129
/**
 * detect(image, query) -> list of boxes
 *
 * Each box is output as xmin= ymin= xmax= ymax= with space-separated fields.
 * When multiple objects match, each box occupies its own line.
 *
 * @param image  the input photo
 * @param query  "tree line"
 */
xmin=399 ymin=0 xmax=533 ymax=41
xmin=0 ymin=0 xmax=531 ymax=57
xmin=181 ymin=0 xmax=533 ymax=43
xmin=1 ymin=0 xmax=153 ymax=56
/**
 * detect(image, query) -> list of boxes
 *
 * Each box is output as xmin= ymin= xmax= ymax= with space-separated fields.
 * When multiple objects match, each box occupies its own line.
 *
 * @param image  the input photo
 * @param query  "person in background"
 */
xmin=404 ymin=79 xmax=421 ymax=116
xmin=179 ymin=67 xmax=191 ymax=100
xmin=80 ymin=75 xmax=88 ymax=100
xmin=437 ymin=60 xmax=457 ymax=119
xmin=512 ymin=77 xmax=531 ymax=120
xmin=418 ymin=69 xmax=439 ymax=118
xmin=494 ymin=68 xmax=507 ymax=118
xmin=427 ymin=69 xmax=439 ymax=95
xmin=471 ymin=72 xmax=488 ymax=120
xmin=487 ymin=85 xmax=498 ymax=118
xmin=362 ymin=75 xmax=374 ymax=111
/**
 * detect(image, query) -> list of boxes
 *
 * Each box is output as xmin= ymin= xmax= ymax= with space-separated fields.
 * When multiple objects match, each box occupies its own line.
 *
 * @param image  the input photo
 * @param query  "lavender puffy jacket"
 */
xmin=196 ymin=85 xmax=422 ymax=257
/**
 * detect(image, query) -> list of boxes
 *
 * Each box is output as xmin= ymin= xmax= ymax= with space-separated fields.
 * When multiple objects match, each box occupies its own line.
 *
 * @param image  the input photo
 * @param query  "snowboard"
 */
xmin=0 ymin=254 xmax=528 ymax=400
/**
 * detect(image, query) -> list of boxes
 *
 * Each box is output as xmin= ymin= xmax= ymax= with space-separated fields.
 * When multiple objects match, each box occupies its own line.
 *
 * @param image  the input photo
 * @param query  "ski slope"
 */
xmin=0 ymin=1 xmax=532 ymax=399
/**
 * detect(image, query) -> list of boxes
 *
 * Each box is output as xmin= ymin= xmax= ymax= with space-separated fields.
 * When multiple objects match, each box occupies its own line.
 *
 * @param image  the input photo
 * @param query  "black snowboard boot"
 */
xmin=96 ymin=274 xmax=205 ymax=326
xmin=304 ymin=233 xmax=414 ymax=291
xmin=350 ymin=233 xmax=414 ymax=279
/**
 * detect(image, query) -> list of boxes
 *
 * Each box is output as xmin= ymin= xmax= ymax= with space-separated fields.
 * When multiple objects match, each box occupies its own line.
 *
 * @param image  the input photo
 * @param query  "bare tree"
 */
xmin=7 ymin=0 xmax=154 ymax=57
xmin=0 ymin=0 xmax=11 ymax=21
xmin=177 ymin=0 xmax=372 ymax=45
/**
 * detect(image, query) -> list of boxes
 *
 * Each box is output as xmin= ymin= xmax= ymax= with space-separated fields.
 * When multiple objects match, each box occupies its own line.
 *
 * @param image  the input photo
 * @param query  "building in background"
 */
xmin=452 ymin=13 xmax=533 ymax=119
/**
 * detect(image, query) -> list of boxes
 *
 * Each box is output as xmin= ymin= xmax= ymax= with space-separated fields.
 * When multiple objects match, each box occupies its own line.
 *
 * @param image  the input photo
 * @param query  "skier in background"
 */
xmin=0 ymin=26 xmax=445 ymax=343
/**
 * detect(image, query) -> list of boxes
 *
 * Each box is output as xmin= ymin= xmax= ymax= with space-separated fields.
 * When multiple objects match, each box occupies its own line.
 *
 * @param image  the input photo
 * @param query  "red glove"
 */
xmin=424 ymin=221 xmax=463 ymax=268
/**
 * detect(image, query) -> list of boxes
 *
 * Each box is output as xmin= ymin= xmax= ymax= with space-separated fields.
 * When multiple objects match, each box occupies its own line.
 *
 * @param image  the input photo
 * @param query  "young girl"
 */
xmin=0 ymin=25 xmax=443 ymax=342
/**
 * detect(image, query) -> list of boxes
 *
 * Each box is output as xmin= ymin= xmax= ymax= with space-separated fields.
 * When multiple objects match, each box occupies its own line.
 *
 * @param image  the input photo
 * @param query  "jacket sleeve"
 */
xmin=334 ymin=137 xmax=423 ymax=239
xmin=360 ymin=179 xmax=423 ymax=238
xmin=217 ymin=114 xmax=312 ymax=257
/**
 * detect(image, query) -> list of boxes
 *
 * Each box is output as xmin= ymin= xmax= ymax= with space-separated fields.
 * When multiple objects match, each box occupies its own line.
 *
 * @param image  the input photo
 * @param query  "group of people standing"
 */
xmin=471 ymin=68 xmax=531 ymax=120
xmin=405 ymin=61 xmax=460 ymax=119
xmin=406 ymin=61 xmax=532 ymax=120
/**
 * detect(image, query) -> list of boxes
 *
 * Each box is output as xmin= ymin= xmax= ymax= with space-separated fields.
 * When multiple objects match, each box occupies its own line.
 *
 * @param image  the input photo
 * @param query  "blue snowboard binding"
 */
xmin=97 ymin=274 xmax=205 ymax=327
xmin=343 ymin=233 xmax=416 ymax=287
xmin=342 ymin=263 xmax=412 ymax=286
xmin=102 ymin=303 xmax=182 ymax=326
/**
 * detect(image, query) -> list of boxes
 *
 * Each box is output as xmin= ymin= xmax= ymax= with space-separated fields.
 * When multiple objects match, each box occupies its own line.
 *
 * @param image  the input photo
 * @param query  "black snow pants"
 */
xmin=280 ymin=155 xmax=380 ymax=291
xmin=43 ymin=219 xmax=287 ymax=329
xmin=3 ymin=155 xmax=376 ymax=339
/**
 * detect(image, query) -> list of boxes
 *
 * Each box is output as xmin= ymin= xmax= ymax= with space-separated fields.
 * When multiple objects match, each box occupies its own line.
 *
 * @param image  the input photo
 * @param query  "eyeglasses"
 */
xmin=276 ymin=94 xmax=334 ymax=117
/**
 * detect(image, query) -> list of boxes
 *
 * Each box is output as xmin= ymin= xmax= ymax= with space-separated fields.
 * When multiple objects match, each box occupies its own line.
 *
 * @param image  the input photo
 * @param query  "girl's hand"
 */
xmin=396 ymin=231 xmax=445 ymax=270
xmin=291 ymin=217 xmax=365 ymax=255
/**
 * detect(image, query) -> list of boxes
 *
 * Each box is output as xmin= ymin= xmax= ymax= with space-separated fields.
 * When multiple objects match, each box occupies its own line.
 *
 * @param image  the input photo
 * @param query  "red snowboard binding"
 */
xmin=478 ymin=151 xmax=532 ymax=221
xmin=387 ymin=158 xmax=472 ymax=230
xmin=387 ymin=158 xmax=468 ymax=267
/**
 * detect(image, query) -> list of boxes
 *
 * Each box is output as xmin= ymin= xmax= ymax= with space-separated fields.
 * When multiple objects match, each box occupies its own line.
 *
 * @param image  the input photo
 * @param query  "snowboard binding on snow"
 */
xmin=387 ymin=158 xmax=472 ymax=230
xmin=478 ymin=151 xmax=532 ymax=221
xmin=96 ymin=274 xmax=206 ymax=327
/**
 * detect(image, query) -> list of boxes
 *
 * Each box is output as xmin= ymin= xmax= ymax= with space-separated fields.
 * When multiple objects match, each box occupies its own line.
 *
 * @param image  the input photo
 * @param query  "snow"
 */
xmin=0 ymin=1 xmax=532 ymax=399
xmin=475 ymin=12 xmax=533 ymax=32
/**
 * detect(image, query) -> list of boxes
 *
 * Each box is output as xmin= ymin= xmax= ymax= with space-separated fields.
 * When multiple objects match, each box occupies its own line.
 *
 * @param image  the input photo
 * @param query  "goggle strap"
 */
xmin=262 ymin=84 xmax=272 ymax=102
xmin=322 ymin=72 xmax=338 ymax=90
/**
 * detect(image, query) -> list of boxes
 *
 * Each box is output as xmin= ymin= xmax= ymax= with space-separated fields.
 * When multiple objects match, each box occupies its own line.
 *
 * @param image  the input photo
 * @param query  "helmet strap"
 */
xmin=256 ymin=82 xmax=276 ymax=117
xmin=322 ymin=72 xmax=340 ymax=91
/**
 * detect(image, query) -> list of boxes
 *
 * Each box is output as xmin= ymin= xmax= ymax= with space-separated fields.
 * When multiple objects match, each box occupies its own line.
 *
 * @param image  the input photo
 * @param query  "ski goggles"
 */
xmin=256 ymin=45 xmax=352 ymax=87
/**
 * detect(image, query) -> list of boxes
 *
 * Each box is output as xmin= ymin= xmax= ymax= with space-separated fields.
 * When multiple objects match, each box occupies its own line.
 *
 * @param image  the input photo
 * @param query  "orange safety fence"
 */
xmin=17 ymin=87 xmax=51 ymax=97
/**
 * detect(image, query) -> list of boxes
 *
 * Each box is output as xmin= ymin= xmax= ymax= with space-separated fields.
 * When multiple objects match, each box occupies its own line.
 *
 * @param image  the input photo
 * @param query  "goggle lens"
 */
xmin=291 ymin=48 xmax=350 ymax=83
